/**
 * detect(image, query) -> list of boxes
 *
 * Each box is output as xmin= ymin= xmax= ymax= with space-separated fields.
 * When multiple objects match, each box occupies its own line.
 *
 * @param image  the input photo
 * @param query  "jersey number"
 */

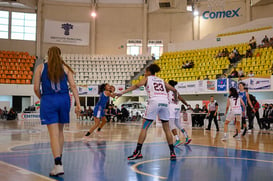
xmin=153 ymin=83 xmax=164 ymax=92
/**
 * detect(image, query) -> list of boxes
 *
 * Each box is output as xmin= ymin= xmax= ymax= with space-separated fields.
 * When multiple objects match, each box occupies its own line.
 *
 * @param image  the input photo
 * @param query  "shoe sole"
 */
xmin=49 ymin=172 xmax=64 ymax=177
xmin=185 ymin=139 xmax=192 ymax=145
xmin=128 ymin=156 xmax=143 ymax=160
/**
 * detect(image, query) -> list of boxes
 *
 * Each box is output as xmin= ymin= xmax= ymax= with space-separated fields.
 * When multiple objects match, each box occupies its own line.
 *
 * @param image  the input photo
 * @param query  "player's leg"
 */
xmin=127 ymin=118 xmax=153 ymax=160
xmin=169 ymin=118 xmax=180 ymax=146
xmin=174 ymin=111 xmax=191 ymax=144
xmin=47 ymin=123 xmax=64 ymax=176
xmin=222 ymin=118 xmax=230 ymax=141
xmin=83 ymin=117 xmax=101 ymax=139
xmin=97 ymin=116 xmax=107 ymax=132
xmin=235 ymin=115 xmax=242 ymax=141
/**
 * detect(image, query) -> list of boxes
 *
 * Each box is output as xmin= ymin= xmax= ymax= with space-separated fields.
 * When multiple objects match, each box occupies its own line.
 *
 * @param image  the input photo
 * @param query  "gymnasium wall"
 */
xmin=0 ymin=0 xmax=273 ymax=56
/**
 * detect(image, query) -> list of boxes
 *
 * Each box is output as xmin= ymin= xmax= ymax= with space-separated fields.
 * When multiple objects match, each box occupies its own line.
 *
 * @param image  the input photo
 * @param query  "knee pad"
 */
xmin=142 ymin=119 xmax=153 ymax=130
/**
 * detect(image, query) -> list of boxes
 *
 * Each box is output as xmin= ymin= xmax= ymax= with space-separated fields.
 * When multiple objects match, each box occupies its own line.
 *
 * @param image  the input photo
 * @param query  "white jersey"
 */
xmin=168 ymin=90 xmax=178 ymax=105
xmin=146 ymin=76 xmax=168 ymax=101
xmin=229 ymin=96 xmax=242 ymax=113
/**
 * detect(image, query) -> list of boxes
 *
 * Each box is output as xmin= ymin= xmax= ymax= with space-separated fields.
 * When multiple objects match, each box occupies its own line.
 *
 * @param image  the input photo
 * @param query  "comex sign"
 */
xmin=202 ymin=8 xmax=240 ymax=19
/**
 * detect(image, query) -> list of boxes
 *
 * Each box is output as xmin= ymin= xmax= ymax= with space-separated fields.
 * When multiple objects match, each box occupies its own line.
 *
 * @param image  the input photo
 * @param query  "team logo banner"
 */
xmin=44 ymin=19 xmax=90 ymax=46
xmin=242 ymin=78 xmax=271 ymax=90
xmin=132 ymin=86 xmax=146 ymax=95
xmin=206 ymin=80 xmax=216 ymax=91
xmin=229 ymin=78 xmax=238 ymax=89
xmin=217 ymin=78 xmax=227 ymax=91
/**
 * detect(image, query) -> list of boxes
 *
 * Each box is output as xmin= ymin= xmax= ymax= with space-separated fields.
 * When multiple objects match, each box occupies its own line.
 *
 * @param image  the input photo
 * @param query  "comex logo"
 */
xmin=202 ymin=8 xmax=240 ymax=19
xmin=61 ymin=23 xmax=73 ymax=36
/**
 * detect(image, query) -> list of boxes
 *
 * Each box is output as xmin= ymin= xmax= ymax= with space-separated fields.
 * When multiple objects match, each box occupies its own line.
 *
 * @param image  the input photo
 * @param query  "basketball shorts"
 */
xmin=226 ymin=110 xmax=242 ymax=122
xmin=93 ymin=106 xmax=105 ymax=118
xmin=144 ymin=99 xmax=170 ymax=121
xmin=40 ymin=93 xmax=70 ymax=125
xmin=169 ymin=104 xmax=180 ymax=119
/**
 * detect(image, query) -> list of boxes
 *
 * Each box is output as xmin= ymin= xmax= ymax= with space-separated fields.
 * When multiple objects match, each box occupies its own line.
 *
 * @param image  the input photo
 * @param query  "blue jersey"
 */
xmin=95 ymin=92 xmax=109 ymax=109
xmin=239 ymin=91 xmax=247 ymax=111
xmin=41 ymin=63 xmax=69 ymax=95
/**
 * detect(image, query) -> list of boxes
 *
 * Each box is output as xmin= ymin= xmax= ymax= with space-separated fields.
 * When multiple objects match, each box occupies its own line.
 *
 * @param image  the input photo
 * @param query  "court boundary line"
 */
xmin=0 ymin=160 xmax=56 ymax=181
xmin=131 ymin=156 xmax=273 ymax=180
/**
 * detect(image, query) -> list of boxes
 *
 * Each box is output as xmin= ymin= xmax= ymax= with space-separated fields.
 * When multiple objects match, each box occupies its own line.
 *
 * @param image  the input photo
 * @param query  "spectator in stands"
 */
xmin=87 ymin=106 xmax=93 ymax=120
xmin=229 ymin=47 xmax=241 ymax=64
xmin=260 ymin=104 xmax=269 ymax=130
xmin=182 ymin=61 xmax=194 ymax=69
xmin=249 ymin=36 xmax=256 ymax=49
xmin=238 ymin=68 xmax=245 ymax=78
xmin=204 ymin=75 xmax=209 ymax=80
xmin=6 ymin=108 xmax=16 ymax=120
xmin=192 ymin=104 xmax=202 ymax=127
xmin=245 ymin=48 xmax=253 ymax=58
xmin=113 ymin=105 xmax=122 ymax=122
xmin=182 ymin=62 xmax=187 ymax=69
xmin=188 ymin=60 xmax=194 ymax=68
xmin=262 ymin=35 xmax=269 ymax=44
xmin=3 ymin=107 xmax=7 ymax=120
xmin=200 ymin=104 xmax=208 ymax=127
xmin=269 ymin=37 xmax=273 ymax=47
xmin=216 ymin=51 xmax=222 ymax=58
xmin=248 ymin=71 xmax=255 ymax=77
xmin=106 ymin=104 xmax=115 ymax=122
xmin=120 ymin=105 xmax=129 ymax=122
xmin=228 ymin=68 xmax=239 ymax=78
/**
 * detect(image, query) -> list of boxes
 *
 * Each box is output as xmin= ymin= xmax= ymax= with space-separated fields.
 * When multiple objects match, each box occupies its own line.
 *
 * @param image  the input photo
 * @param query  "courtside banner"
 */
xmin=115 ymin=85 xmax=125 ymax=93
xmin=245 ymin=78 xmax=271 ymax=90
xmin=87 ymin=86 xmax=98 ymax=95
xmin=217 ymin=78 xmax=227 ymax=91
xmin=176 ymin=82 xmax=187 ymax=93
xmin=44 ymin=19 xmax=90 ymax=46
xmin=132 ymin=86 xmax=147 ymax=95
xmin=206 ymin=80 xmax=216 ymax=91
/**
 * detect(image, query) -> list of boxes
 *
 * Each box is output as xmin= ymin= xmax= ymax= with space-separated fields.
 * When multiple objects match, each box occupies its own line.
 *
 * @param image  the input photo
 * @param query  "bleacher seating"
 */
xmin=0 ymin=50 xmax=36 ymax=84
xmin=62 ymin=54 xmax=151 ymax=85
xmin=132 ymin=43 xmax=249 ymax=84
xmin=217 ymin=26 xmax=272 ymax=37
xmin=236 ymin=46 xmax=273 ymax=76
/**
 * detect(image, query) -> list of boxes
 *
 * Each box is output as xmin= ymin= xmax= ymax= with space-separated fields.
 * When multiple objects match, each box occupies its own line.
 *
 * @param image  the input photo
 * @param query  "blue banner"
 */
xmin=217 ymin=79 xmax=227 ymax=91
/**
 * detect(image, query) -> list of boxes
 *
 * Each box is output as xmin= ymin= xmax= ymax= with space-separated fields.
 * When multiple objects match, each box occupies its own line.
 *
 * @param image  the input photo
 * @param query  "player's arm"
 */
xmin=225 ymin=99 xmax=230 ymax=115
xmin=178 ymin=95 xmax=188 ymax=106
xmin=33 ymin=64 xmax=42 ymax=99
xmin=66 ymin=68 xmax=81 ymax=113
xmin=246 ymin=92 xmax=255 ymax=112
xmin=119 ymin=77 xmax=147 ymax=96
xmin=240 ymin=98 xmax=246 ymax=113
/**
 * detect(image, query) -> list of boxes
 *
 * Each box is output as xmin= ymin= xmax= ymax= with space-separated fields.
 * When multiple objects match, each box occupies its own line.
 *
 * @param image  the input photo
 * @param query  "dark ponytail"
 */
xmin=146 ymin=64 xmax=160 ymax=75
xmin=229 ymin=87 xmax=239 ymax=99
xmin=168 ymin=80 xmax=178 ymax=87
xmin=98 ymin=83 xmax=106 ymax=94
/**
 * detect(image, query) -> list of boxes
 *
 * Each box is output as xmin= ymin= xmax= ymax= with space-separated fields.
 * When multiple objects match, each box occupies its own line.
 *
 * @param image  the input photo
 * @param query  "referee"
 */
xmin=206 ymin=96 xmax=219 ymax=131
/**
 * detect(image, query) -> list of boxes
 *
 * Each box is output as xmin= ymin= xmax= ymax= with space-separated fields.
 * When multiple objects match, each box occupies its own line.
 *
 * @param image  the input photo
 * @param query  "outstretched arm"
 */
xmin=119 ymin=77 xmax=147 ymax=96
xmin=178 ymin=95 xmax=188 ymax=106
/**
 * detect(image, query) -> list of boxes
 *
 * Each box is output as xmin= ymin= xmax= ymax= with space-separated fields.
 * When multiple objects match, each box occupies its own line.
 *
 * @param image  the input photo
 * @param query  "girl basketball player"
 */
xmin=83 ymin=83 xmax=116 ymax=139
xmin=33 ymin=47 xmax=81 ymax=176
xmin=237 ymin=82 xmax=255 ymax=136
xmin=168 ymin=80 xmax=192 ymax=146
xmin=116 ymin=64 xmax=177 ymax=160
xmin=222 ymin=87 xmax=245 ymax=141
xmin=97 ymin=85 xmax=115 ymax=132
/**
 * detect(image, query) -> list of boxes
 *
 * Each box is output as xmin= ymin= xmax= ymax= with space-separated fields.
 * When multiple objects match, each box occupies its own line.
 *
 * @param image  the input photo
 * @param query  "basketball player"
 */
xmin=222 ymin=87 xmax=245 ymax=141
xmin=97 ymin=85 xmax=116 ymax=132
xmin=33 ymin=47 xmax=81 ymax=176
xmin=236 ymin=82 xmax=255 ymax=137
xmin=168 ymin=80 xmax=191 ymax=146
xmin=116 ymin=64 xmax=177 ymax=160
xmin=83 ymin=83 xmax=116 ymax=139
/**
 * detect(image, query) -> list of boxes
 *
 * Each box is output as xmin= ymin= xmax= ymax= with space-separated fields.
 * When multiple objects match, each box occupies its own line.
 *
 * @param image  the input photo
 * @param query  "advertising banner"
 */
xmin=44 ymin=19 xmax=90 ymax=46
xmin=206 ymin=80 xmax=216 ymax=91
xmin=217 ymin=78 xmax=227 ymax=91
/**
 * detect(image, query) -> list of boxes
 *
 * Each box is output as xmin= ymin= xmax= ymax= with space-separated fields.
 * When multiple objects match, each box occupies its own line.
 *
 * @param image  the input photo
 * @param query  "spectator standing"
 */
xmin=204 ymin=75 xmax=209 ymax=80
xmin=7 ymin=108 xmax=16 ymax=120
xmin=249 ymin=36 xmax=256 ymax=49
xmin=238 ymin=68 xmax=245 ymax=78
xmin=200 ymin=105 xmax=208 ymax=127
xmin=121 ymin=106 xmax=129 ymax=122
xmin=206 ymin=96 xmax=219 ymax=131
xmin=248 ymin=71 xmax=255 ymax=77
xmin=87 ymin=106 xmax=93 ymax=120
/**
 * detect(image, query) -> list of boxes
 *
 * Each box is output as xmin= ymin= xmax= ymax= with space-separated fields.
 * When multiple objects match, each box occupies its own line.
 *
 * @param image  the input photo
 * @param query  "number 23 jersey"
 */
xmin=146 ymin=75 xmax=168 ymax=101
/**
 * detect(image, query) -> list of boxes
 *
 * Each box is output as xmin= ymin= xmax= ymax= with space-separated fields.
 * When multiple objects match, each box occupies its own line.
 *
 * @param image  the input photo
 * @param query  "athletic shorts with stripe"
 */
xmin=93 ymin=106 xmax=105 ymax=118
xmin=144 ymin=99 xmax=170 ymax=121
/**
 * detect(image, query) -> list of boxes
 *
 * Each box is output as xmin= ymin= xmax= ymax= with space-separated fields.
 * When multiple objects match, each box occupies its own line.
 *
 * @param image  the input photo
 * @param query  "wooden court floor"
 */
xmin=0 ymin=119 xmax=273 ymax=181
